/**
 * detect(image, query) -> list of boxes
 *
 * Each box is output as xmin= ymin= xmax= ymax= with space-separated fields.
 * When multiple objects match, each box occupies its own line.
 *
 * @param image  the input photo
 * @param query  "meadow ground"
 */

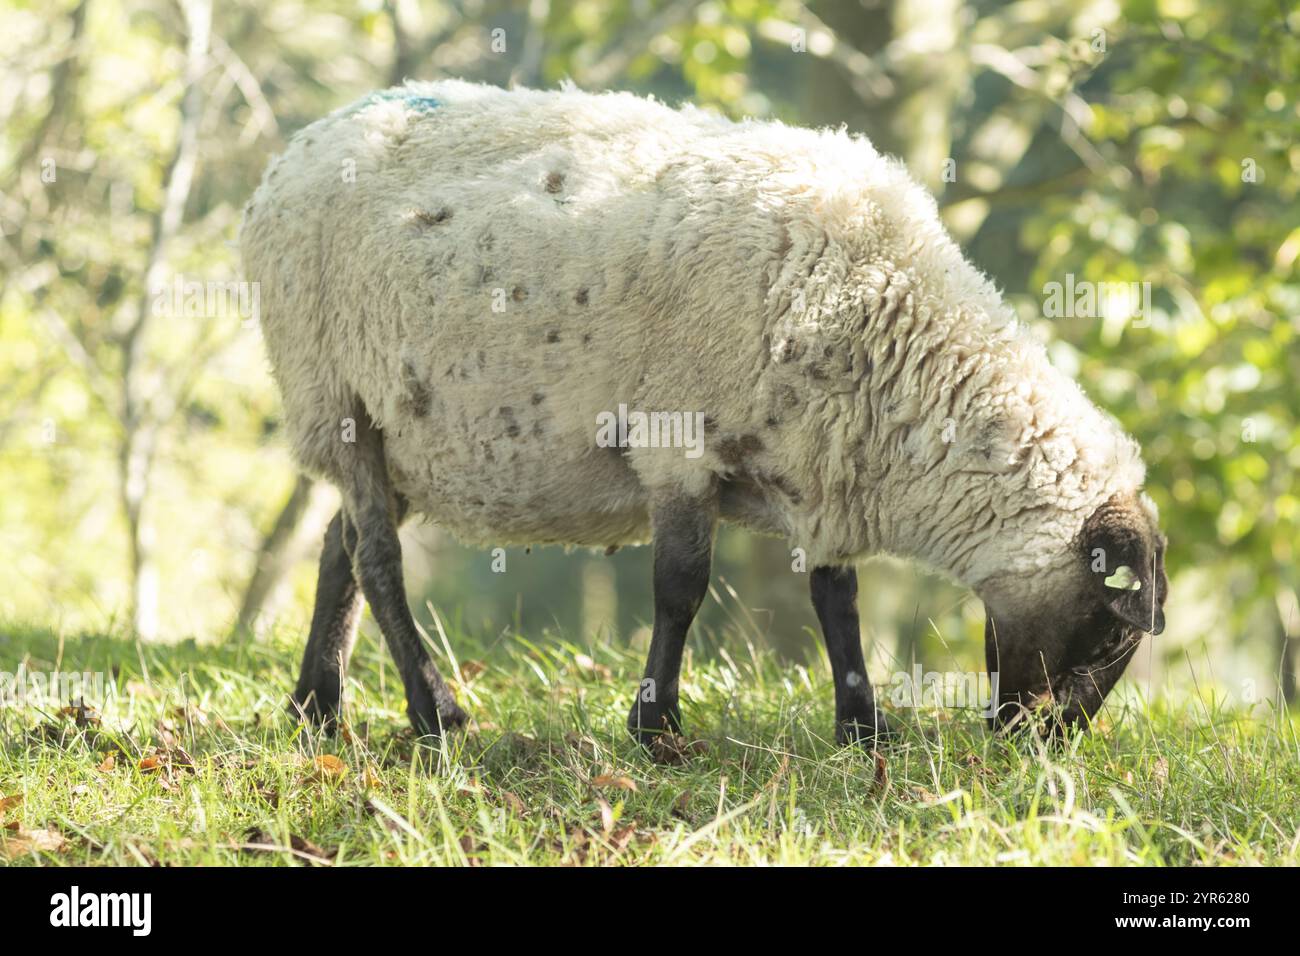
xmin=1 ymin=619 xmax=1297 ymax=866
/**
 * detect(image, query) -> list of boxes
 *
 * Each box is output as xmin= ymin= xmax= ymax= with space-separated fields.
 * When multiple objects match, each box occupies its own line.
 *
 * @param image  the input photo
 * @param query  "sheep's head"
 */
xmin=979 ymin=492 xmax=1168 ymax=736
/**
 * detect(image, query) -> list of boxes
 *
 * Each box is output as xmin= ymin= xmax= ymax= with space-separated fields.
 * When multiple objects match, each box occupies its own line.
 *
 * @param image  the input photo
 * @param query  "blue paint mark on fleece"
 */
xmin=354 ymin=90 xmax=441 ymax=114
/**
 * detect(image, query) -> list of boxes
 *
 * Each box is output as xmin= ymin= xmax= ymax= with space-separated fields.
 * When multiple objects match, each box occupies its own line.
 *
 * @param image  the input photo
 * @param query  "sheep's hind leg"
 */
xmin=810 ymin=566 xmax=894 ymax=746
xmin=289 ymin=509 xmax=363 ymax=730
xmin=289 ymin=497 xmax=413 ymax=731
xmin=341 ymin=417 xmax=466 ymax=737
xmin=627 ymin=495 xmax=716 ymax=754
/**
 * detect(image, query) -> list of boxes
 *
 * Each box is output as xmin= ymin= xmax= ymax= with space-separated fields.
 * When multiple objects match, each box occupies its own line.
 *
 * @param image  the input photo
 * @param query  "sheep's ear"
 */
xmin=1081 ymin=494 xmax=1168 ymax=634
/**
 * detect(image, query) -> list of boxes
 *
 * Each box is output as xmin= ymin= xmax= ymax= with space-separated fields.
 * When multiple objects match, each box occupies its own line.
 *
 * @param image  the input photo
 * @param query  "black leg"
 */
xmin=290 ymin=509 xmax=363 ymax=730
xmin=342 ymin=416 xmax=465 ymax=737
xmin=810 ymin=565 xmax=892 ymax=746
xmin=289 ymin=496 xmax=415 ymax=731
xmin=627 ymin=496 xmax=715 ymax=750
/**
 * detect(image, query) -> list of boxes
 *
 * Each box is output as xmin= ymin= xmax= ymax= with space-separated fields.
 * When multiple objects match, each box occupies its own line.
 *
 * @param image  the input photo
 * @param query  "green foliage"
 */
xmin=0 ymin=0 xmax=1295 ymax=701
xmin=1018 ymin=1 xmax=1299 ymax=631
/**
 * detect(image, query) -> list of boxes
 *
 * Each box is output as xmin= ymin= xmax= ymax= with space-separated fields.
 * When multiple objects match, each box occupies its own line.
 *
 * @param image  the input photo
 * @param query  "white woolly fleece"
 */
xmin=240 ymin=80 xmax=1148 ymax=595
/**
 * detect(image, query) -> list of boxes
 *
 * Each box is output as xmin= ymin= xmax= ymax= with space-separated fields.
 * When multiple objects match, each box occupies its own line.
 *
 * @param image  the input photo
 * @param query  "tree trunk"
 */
xmin=119 ymin=0 xmax=211 ymax=639
xmin=235 ymin=475 xmax=334 ymax=637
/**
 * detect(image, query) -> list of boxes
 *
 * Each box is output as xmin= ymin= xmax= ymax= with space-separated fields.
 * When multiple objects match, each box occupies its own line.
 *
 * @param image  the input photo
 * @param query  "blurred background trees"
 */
xmin=2 ymin=0 xmax=1296 ymax=702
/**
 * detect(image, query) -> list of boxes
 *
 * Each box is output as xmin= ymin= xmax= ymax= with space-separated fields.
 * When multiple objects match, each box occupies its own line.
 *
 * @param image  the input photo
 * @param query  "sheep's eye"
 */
xmin=1103 ymin=565 xmax=1141 ymax=590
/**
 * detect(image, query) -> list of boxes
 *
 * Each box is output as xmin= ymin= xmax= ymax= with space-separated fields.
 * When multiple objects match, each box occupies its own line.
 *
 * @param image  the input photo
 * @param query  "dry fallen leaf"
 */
xmin=0 ymin=825 xmax=67 ymax=859
xmin=591 ymin=774 xmax=637 ymax=792
xmin=607 ymin=824 xmax=637 ymax=852
xmin=96 ymin=753 xmax=116 ymax=772
xmin=872 ymin=750 xmax=888 ymax=792
xmin=139 ymin=755 xmax=161 ymax=772
xmin=459 ymin=660 xmax=488 ymax=681
xmin=59 ymin=700 xmax=100 ymax=728
xmin=311 ymin=754 xmax=348 ymax=780
xmin=595 ymin=797 xmax=615 ymax=834
xmin=0 ymin=794 xmax=21 ymax=815
xmin=499 ymin=791 xmax=526 ymax=815
xmin=1153 ymin=756 xmax=1170 ymax=788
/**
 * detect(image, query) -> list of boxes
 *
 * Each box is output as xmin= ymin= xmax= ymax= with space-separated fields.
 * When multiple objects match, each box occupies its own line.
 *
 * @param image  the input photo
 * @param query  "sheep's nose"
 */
xmin=988 ymin=690 xmax=1059 ymax=735
xmin=989 ymin=697 xmax=1033 ymax=735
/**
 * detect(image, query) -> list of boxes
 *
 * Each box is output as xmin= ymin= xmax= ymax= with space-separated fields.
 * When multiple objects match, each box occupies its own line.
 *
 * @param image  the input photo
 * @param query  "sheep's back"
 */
xmin=241 ymin=82 xmax=791 ymax=544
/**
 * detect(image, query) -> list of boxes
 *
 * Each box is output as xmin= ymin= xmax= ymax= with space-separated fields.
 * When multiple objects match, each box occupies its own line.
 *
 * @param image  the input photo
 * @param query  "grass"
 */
xmin=1 ymin=618 xmax=1298 ymax=866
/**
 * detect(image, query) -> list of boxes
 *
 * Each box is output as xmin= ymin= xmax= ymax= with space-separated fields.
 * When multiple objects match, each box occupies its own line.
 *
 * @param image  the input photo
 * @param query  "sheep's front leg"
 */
xmin=627 ymin=497 xmax=716 ymax=751
xmin=810 ymin=566 xmax=893 ymax=746
xmin=290 ymin=509 xmax=364 ymax=730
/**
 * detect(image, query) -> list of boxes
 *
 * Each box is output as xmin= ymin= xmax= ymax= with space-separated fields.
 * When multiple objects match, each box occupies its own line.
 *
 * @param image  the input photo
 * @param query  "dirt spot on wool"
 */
xmin=400 ymin=358 xmax=431 ymax=417
xmin=498 ymin=406 xmax=520 ymax=438
xmin=716 ymin=434 xmax=764 ymax=467
xmin=407 ymin=207 xmax=451 ymax=228
xmin=544 ymin=171 xmax=565 ymax=194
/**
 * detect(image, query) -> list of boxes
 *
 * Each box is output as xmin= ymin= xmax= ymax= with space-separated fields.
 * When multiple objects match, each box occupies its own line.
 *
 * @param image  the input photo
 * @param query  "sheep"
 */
xmin=239 ymin=79 xmax=1168 ymax=747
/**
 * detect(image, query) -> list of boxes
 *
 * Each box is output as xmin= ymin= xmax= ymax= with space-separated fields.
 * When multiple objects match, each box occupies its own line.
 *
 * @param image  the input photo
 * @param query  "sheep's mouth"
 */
xmin=983 ymin=611 xmax=1148 ymax=736
xmin=988 ymin=691 xmax=1053 ymax=735
xmin=995 ymin=632 xmax=1147 ymax=736
xmin=1068 ymin=626 xmax=1146 ymax=678
xmin=989 ymin=691 xmax=1096 ymax=738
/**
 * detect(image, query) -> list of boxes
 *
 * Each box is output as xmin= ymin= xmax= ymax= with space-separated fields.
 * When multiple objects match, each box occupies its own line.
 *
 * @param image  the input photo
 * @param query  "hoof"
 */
xmin=835 ymin=709 xmax=897 ymax=748
xmin=288 ymin=684 xmax=342 ymax=734
xmin=627 ymin=700 xmax=706 ymax=764
xmin=627 ymin=699 xmax=682 ymax=750
xmin=408 ymin=693 xmax=468 ymax=738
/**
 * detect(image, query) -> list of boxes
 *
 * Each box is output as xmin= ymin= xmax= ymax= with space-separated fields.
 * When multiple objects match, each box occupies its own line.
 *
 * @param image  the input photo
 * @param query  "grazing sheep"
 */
xmin=240 ymin=80 xmax=1168 ymax=746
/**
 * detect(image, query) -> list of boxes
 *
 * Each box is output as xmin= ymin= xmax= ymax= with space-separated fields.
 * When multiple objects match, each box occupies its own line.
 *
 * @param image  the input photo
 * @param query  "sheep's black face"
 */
xmin=983 ymin=493 xmax=1168 ymax=736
